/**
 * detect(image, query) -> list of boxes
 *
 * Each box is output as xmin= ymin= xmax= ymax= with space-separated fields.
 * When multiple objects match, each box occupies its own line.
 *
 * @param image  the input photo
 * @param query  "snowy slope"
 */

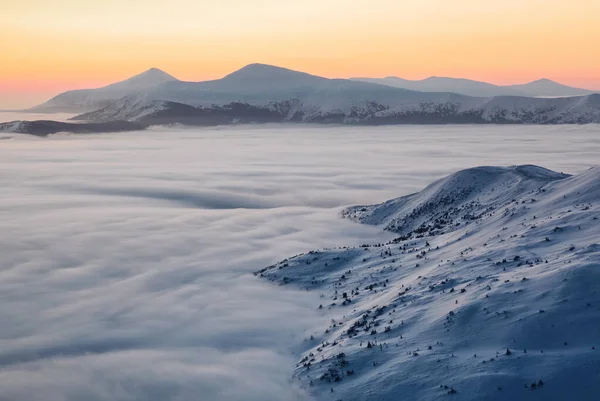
xmin=257 ymin=165 xmax=600 ymax=401
xmin=75 ymin=93 xmax=600 ymax=125
xmin=72 ymin=97 xmax=174 ymax=122
xmin=343 ymin=165 xmax=569 ymax=234
xmin=369 ymin=94 xmax=600 ymax=124
xmin=28 ymin=68 xmax=178 ymax=113
xmin=71 ymin=96 xmax=285 ymax=126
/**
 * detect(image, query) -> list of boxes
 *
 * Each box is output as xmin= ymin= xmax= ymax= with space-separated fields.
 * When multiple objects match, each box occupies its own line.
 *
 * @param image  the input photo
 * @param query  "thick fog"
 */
xmin=0 ymin=124 xmax=598 ymax=401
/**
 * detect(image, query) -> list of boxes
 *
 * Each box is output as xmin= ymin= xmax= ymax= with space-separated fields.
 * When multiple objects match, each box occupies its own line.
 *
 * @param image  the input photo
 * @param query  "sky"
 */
xmin=1 ymin=0 xmax=599 ymax=109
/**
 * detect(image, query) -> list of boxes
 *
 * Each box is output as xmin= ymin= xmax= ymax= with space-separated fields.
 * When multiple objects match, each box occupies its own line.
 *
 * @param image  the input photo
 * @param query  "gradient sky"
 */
xmin=1 ymin=0 xmax=599 ymax=109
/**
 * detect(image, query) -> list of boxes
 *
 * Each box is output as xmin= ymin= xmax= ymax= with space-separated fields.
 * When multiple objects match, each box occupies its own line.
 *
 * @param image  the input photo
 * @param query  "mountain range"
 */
xmin=3 ymin=64 xmax=598 ymax=134
xmin=30 ymin=66 xmax=596 ymax=114
xmin=350 ymin=76 xmax=595 ymax=98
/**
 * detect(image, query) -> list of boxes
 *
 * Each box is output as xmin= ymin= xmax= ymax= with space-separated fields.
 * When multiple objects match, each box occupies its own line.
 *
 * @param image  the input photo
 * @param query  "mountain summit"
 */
xmin=28 ymin=68 xmax=179 ymax=113
xmin=507 ymin=78 xmax=594 ymax=97
xmin=223 ymin=63 xmax=325 ymax=82
xmin=214 ymin=63 xmax=328 ymax=93
xmin=112 ymin=67 xmax=177 ymax=88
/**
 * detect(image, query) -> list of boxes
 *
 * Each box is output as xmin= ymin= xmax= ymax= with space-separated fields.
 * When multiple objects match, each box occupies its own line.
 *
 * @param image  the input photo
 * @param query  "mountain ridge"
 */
xmin=351 ymin=76 xmax=595 ymax=98
xmin=257 ymin=164 xmax=600 ymax=401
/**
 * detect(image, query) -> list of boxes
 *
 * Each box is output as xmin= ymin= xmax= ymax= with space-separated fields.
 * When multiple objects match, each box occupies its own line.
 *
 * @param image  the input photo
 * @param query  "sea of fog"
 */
xmin=0 ymin=123 xmax=599 ymax=401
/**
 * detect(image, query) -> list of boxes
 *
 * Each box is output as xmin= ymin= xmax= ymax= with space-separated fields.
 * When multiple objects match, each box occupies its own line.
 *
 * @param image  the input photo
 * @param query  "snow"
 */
xmin=259 ymin=164 xmax=600 ymax=401
xmin=72 ymin=97 xmax=172 ymax=122
xmin=371 ymin=94 xmax=600 ymax=124
xmin=343 ymin=165 xmax=569 ymax=232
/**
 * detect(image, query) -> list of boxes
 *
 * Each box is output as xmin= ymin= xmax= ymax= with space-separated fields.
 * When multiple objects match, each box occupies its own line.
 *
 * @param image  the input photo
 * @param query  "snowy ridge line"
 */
xmin=350 ymin=77 xmax=595 ymax=98
xmin=257 ymin=165 xmax=600 ymax=401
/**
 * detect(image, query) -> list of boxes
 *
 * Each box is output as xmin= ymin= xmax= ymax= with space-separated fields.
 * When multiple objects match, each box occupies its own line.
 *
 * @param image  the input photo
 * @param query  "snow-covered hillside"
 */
xmin=75 ymin=91 xmax=600 ymax=125
xmin=368 ymin=94 xmax=600 ymax=124
xmin=257 ymin=165 xmax=600 ymax=401
xmin=28 ymin=68 xmax=178 ymax=113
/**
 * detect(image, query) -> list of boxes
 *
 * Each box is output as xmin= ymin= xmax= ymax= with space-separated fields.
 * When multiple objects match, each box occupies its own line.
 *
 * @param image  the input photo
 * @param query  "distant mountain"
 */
xmin=0 ymin=120 xmax=145 ymax=136
xmin=125 ymin=63 xmax=332 ymax=108
xmin=351 ymin=76 xmax=524 ymax=97
xmin=507 ymin=78 xmax=595 ymax=97
xmin=351 ymin=76 xmax=595 ymax=98
xmin=28 ymin=68 xmax=178 ymax=113
xmin=73 ymin=64 xmax=476 ymax=123
xmin=72 ymin=64 xmax=600 ymax=126
xmin=18 ymin=63 xmax=600 ymax=127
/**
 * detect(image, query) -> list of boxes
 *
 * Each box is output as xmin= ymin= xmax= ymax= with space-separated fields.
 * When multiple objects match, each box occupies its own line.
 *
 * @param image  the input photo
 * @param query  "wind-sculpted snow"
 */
xmin=259 ymin=165 xmax=600 ymax=401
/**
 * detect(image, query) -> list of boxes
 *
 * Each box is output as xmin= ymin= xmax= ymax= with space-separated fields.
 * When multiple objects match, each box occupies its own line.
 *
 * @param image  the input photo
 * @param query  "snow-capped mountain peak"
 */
xmin=27 ymin=67 xmax=179 ymax=113
xmin=216 ymin=63 xmax=328 ymax=93
xmin=109 ymin=67 xmax=178 ymax=89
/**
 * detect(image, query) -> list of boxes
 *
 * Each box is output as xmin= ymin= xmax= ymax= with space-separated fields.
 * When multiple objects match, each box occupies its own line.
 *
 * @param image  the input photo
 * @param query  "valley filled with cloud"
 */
xmin=0 ymin=124 xmax=598 ymax=400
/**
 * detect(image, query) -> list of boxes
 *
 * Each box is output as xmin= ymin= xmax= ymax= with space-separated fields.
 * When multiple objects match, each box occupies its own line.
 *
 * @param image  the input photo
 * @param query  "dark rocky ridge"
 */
xmin=0 ymin=120 xmax=145 ymax=136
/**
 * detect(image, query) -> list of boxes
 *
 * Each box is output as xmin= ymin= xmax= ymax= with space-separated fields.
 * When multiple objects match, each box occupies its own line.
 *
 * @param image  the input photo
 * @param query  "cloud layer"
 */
xmin=0 ymin=123 xmax=598 ymax=400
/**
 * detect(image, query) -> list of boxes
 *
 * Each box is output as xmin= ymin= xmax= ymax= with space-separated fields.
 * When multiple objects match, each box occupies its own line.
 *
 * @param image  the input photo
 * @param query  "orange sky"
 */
xmin=1 ymin=0 xmax=599 ymax=109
